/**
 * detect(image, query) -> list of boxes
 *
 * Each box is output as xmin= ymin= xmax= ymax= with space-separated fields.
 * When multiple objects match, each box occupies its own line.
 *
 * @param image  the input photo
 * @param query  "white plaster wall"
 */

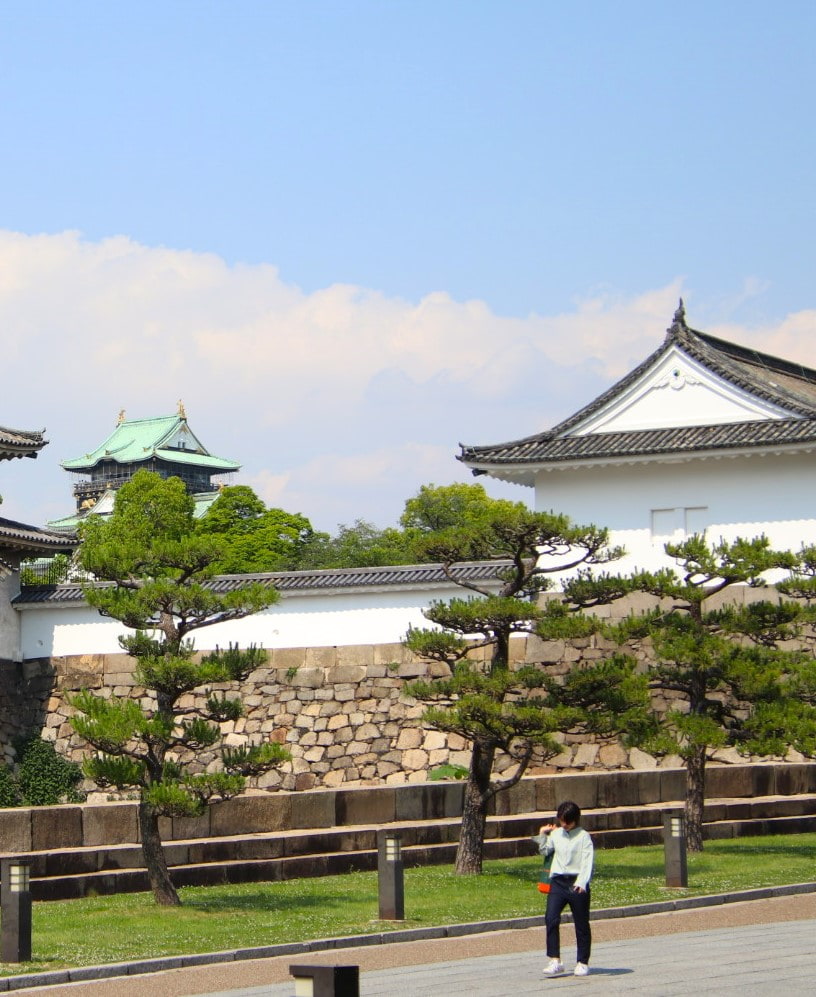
xmin=0 ymin=570 xmax=22 ymax=661
xmin=535 ymin=450 xmax=816 ymax=574
xmin=18 ymin=584 xmax=467 ymax=659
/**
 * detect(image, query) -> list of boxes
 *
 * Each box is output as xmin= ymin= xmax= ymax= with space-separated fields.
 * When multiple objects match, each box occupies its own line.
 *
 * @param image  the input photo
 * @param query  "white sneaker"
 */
xmin=574 ymin=962 xmax=589 ymax=976
xmin=543 ymin=958 xmax=564 ymax=976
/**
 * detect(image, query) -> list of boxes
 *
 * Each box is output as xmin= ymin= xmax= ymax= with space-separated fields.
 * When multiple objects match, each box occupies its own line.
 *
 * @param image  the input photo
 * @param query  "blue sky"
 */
xmin=2 ymin=1 xmax=816 ymax=531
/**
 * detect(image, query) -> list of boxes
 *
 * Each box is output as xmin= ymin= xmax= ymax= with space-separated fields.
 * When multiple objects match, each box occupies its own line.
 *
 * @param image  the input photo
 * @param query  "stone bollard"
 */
xmin=377 ymin=828 xmax=405 ymax=920
xmin=1 ymin=859 xmax=32 ymax=962
xmin=662 ymin=810 xmax=688 ymax=888
xmin=289 ymin=964 xmax=359 ymax=996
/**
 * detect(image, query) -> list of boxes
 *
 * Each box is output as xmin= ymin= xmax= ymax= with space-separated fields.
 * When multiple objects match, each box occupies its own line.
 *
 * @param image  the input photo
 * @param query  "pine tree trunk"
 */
xmin=454 ymin=739 xmax=495 ymax=874
xmin=685 ymin=747 xmax=706 ymax=852
xmin=138 ymin=800 xmax=181 ymax=905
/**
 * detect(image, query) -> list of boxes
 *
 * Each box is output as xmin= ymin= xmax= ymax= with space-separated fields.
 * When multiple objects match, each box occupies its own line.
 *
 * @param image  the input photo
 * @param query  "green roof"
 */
xmin=62 ymin=414 xmax=240 ymax=473
xmin=48 ymin=489 xmax=220 ymax=532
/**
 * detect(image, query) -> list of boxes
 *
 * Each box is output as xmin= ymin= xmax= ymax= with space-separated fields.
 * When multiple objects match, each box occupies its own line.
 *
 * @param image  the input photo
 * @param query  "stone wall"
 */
xmin=3 ymin=762 xmax=814 ymax=856
xmin=8 ymin=627 xmax=775 ymax=793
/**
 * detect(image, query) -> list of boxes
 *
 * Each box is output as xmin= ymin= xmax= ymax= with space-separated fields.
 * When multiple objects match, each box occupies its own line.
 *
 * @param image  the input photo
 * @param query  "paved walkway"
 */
xmin=201 ymin=917 xmax=816 ymax=996
xmin=19 ymin=891 xmax=816 ymax=997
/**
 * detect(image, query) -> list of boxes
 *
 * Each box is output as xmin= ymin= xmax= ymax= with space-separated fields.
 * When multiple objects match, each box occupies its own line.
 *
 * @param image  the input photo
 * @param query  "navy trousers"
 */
xmin=545 ymin=874 xmax=591 ymax=964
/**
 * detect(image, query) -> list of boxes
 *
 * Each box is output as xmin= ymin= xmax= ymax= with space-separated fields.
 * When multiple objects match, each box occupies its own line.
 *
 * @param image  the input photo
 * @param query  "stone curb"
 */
xmin=1 ymin=882 xmax=814 ymax=992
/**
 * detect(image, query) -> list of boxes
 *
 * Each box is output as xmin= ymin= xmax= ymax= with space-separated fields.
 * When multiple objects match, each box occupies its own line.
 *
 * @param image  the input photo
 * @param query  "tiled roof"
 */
xmin=0 ymin=425 xmax=47 ymax=461
xmin=0 ymin=518 xmax=77 ymax=557
xmin=62 ymin=414 xmax=239 ymax=473
xmin=14 ymin=560 xmax=512 ymax=605
xmin=459 ymin=304 xmax=816 ymax=469
xmin=459 ymin=417 xmax=816 ymax=466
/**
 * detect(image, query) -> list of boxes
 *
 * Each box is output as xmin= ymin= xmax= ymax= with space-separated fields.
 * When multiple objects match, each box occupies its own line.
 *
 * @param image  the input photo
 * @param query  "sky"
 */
xmin=2 ymin=1 xmax=816 ymax=533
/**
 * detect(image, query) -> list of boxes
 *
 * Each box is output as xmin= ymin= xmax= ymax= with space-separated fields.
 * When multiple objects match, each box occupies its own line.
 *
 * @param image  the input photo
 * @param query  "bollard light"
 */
xmin=377 ymin=829 xmax=405 ymax=920
xmin=662 ymin=811 xmax=688 ymax=888
xmin=8 ymin=864 xmax=30 ymax=893
xmin=289 ymin=964 xmax=360 ymax=997
xmin=385 ymin=835 xmax=401 ymax=863
xmin=1 ymin=859 xmax=32 ymax=962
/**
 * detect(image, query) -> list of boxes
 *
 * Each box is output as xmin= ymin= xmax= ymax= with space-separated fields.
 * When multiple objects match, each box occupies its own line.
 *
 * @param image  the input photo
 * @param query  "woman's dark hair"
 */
xmin=556 ymin=800 xmax=581 ymax=825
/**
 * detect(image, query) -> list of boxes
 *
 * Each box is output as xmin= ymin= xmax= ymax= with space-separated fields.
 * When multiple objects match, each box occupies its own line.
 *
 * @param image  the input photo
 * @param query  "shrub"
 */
xmin=14 ymin=736 xmax=85 ymax=806
xmin=0 ymin=764 xmax=21 ymax=808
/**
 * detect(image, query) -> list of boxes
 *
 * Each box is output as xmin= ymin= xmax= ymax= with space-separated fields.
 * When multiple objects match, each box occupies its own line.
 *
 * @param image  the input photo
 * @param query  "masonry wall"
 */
xmin=13 ymin=624 xmax=787 ymax=792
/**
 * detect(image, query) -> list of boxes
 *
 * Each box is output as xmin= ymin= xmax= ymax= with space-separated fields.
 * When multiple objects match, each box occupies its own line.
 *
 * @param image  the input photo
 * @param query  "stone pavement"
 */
xmin=16 ymin=890 xmax=816 ymax=997
xmin=201 ymin=917 xmax=816 ymax=996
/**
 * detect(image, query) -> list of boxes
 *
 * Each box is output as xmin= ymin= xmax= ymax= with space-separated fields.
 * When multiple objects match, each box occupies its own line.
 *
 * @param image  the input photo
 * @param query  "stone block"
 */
xmin=31 ymin=806 xmax=83 ymax=850
xmin=629 ymin=748 xmax=659 ymax=771
xmin=524 ymin=637 xmax=565 ymax=664
xmin=596 ymin=771 xmax=640 ymax=808
xmin=403 ymin=748 xmax=429 ymax=771
xmin=170 ymin=811 xmax=213 ymax=841
xmin=573 ymin=743 xmax=599 ymax=768
xmin=706 ymin=765 xmax=753 ymax=799
xmin=102 ymin=671 xmax=134 ymax=687
xmin=491 ymin=778 xmax=537 ymax=816
xmin=336 ymin=645 xmax=375 ymax=668
xmin=335 ymin=785 xmax=396 ymax=825
xmin=0 ymin=809 xmax=31 ymax=851
xmin=210 ymin=794 xmax=292 ymax=836
xmin=548 ymin=773 xmax=598 ymax=810
xmin=597 ymin=743 xmax=628 ymax=768
xmin=82 ymin=802 xmax=139 ymax=846
xmin=329 ymin=665 xmax=367 ymax=685
xmin=304 ymin=646 xmax=337 ymax=669
xmin=395 ymin=782 xmax=464 ymax=821
xmin=102 ymin=653 xmax=133 ymax=674
xmin=534 ymin=778 xmax=559 ymax=814
xmin=397 ymin=660 xmax=426 ymax=679
xmin=59 ymin=654 xmax=105 ymax=676
xmin=373 ymin=643 xmax=406 ymax=666
xmin=635 ymin=771 xmax=662 ymax=805
xmin=659 ymin=768 xmax=686 ymax=803
xmin=271 ymin=648 xmax=307 ymax=672
xmin=774 ymin=763 xmax=816 ymax=796
xmin=288 ymin=667 xmax=324 ymax=689
xmin=289 ymin=789 xmax=336 ymax=829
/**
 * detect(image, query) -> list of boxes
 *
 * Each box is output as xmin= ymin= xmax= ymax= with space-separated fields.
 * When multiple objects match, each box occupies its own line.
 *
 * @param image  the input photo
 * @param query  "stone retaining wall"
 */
xmin=2 ymin=763 xmax=813 ymax=855
xmin=7 ymin=627 xmax=799 ymax=792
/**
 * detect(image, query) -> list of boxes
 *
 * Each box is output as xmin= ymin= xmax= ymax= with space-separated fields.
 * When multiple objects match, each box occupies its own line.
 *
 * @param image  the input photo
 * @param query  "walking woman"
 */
xmin=537 ymin=800 xmax=594 ymax=977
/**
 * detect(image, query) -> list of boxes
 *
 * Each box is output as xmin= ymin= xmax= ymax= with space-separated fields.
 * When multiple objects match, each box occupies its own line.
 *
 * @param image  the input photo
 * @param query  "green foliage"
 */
xmin=69 ymin=470 xmax=291 ymax=904
xmin=428 ymin=763 xmax=469 ymax=780
xmin=13 ymin=737 xmax=85 ymax=806
xmin=0 ymin=764 xmax=21 ymax=807
xmin=400 ymin=482 xmax=503 ymax=533
xmin=402 ymin=498 xmax=648 ymax=873
xmin=222 ymin=741 xmax=291 ymax=776
xmin=20 ymin=553 xmax=71 ymax=586
xmin=196 ymin=485 xmax=321 ymax=573
xmin=582 ymin=532 xmax=816 ymax=850
xmin=297 ymin=518 xmax=416 ymax=569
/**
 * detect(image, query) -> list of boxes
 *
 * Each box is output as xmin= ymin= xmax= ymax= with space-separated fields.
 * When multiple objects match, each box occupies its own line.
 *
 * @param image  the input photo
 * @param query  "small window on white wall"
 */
xmin=651 ymin=506 xmax=708 ymax=544
xmin=684 ymin=506 xmax=708 ymax=537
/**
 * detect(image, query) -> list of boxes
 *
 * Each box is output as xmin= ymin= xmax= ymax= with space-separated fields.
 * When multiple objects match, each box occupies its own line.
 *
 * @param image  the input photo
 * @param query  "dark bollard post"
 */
xmin=377 ymin=829 xmax=404 ymax=920
xmin=1 ymin=859 xmax=32 ymax=962
xmin=663 ymin=811 xmax=688 ymax=888
xmin=289 ymin=964 xmax=359 ymax=996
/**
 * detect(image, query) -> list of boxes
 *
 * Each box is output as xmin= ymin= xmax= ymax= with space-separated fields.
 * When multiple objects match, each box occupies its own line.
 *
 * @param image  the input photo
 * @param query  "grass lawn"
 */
xmin=7 ymin=832 xmax=814 ymax=976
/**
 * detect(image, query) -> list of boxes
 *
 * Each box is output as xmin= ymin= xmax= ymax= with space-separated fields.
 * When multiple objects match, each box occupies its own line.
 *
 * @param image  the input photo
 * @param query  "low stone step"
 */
xmin=25 ymin=806 xmax=816 ymax=901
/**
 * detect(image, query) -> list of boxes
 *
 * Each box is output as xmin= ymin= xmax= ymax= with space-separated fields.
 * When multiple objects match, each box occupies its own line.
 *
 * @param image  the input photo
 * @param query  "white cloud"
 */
xmin=1 ymin=230 xmax=815 ymax=533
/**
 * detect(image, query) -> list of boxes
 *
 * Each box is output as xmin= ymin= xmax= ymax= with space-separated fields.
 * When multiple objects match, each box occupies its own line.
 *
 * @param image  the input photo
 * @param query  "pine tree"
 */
xmin=405 ymin=501 xmax=652 ymax=874
xmin=581 ymin=534 xmax=816 ymax=851
xmin=69 ymin=471 xmax=290 ymax=905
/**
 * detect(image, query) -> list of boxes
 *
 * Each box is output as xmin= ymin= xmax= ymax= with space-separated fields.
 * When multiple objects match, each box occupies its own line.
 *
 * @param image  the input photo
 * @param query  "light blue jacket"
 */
xmin=535 ymin=826 xmax=594 ymax=891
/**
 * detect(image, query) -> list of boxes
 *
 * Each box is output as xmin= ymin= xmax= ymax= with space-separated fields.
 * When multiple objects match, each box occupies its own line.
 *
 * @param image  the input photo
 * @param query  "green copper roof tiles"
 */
xmin=61 ymin=415 xmax=240 ymax=472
